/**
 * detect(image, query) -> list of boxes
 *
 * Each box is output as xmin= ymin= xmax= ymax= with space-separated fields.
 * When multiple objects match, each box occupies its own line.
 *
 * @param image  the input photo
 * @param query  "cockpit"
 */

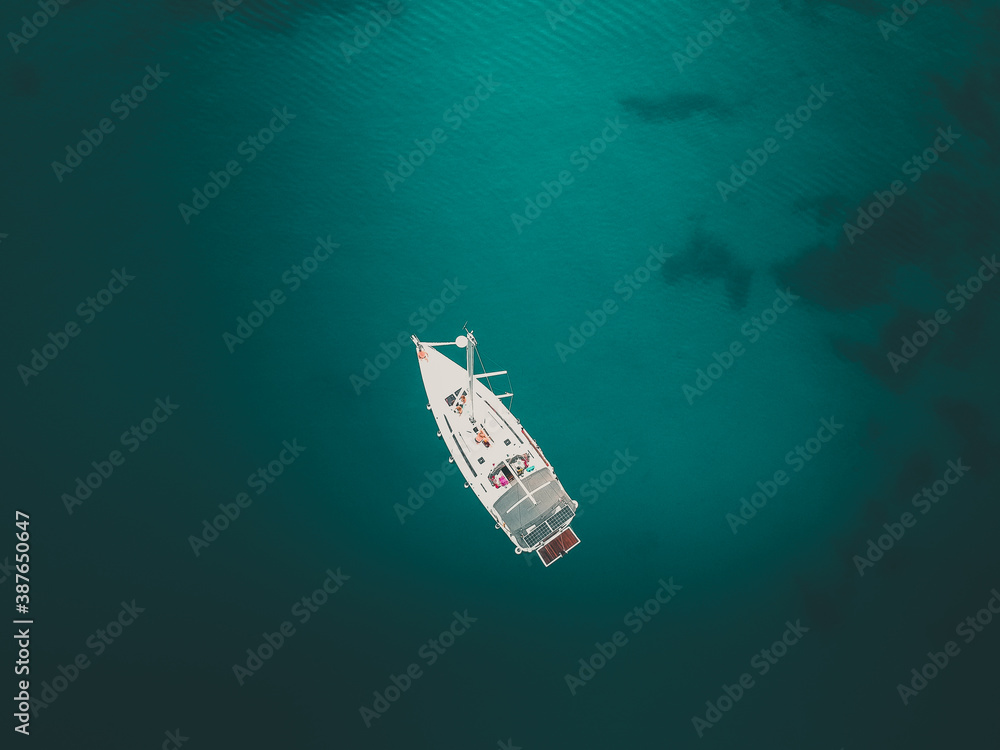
xmin=488 ymin=453 xmax=532 ymax=488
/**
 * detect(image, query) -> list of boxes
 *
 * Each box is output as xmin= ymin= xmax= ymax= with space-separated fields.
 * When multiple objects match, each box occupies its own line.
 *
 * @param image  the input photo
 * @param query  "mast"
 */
xmin=465 ymin=329 xmax=477 ymax=422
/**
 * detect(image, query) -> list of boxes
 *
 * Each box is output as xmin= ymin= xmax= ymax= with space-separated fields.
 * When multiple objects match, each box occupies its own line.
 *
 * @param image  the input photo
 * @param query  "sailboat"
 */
xmin=411 ymin=329 xmax=581 ymax=566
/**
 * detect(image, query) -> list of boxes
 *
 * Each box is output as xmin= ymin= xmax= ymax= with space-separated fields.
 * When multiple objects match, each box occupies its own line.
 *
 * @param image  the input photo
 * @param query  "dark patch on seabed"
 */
xmin=659 ymin=228 xmax=754 ymax=309
xmin=773 ymin=42 xmax=1000 ymax=394
xmin=619 ymin=92 xmax=732 ymax=123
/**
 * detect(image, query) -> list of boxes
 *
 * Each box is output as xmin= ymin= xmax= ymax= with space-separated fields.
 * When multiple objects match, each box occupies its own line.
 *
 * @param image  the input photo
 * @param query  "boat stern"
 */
xmin=535 ymin=527 xmax=581 ymax=566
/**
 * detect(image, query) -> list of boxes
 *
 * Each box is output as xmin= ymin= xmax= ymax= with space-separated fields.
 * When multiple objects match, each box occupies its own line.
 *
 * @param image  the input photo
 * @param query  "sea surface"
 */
xmin=3 ymin=0 xmax=999 ymax=747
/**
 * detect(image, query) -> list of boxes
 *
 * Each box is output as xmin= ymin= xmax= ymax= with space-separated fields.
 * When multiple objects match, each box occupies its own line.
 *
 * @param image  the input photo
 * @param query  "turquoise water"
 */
xmin=4 ymin=0 xmax=999 ymax=747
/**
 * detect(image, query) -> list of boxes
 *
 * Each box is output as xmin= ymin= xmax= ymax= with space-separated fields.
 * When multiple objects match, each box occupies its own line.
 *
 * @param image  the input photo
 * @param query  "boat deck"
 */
xmin=492 ymin=467 xmax=575 ymax=548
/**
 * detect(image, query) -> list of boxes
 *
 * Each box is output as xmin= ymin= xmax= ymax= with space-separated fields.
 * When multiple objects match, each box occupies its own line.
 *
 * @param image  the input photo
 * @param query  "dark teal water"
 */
xmin=4 ymin=0 xmax=999 ymax=747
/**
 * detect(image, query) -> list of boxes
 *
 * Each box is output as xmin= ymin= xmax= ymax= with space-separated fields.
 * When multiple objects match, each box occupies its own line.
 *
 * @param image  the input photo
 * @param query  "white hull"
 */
xmin=412 ymin=333 xmax=581 ymax=566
